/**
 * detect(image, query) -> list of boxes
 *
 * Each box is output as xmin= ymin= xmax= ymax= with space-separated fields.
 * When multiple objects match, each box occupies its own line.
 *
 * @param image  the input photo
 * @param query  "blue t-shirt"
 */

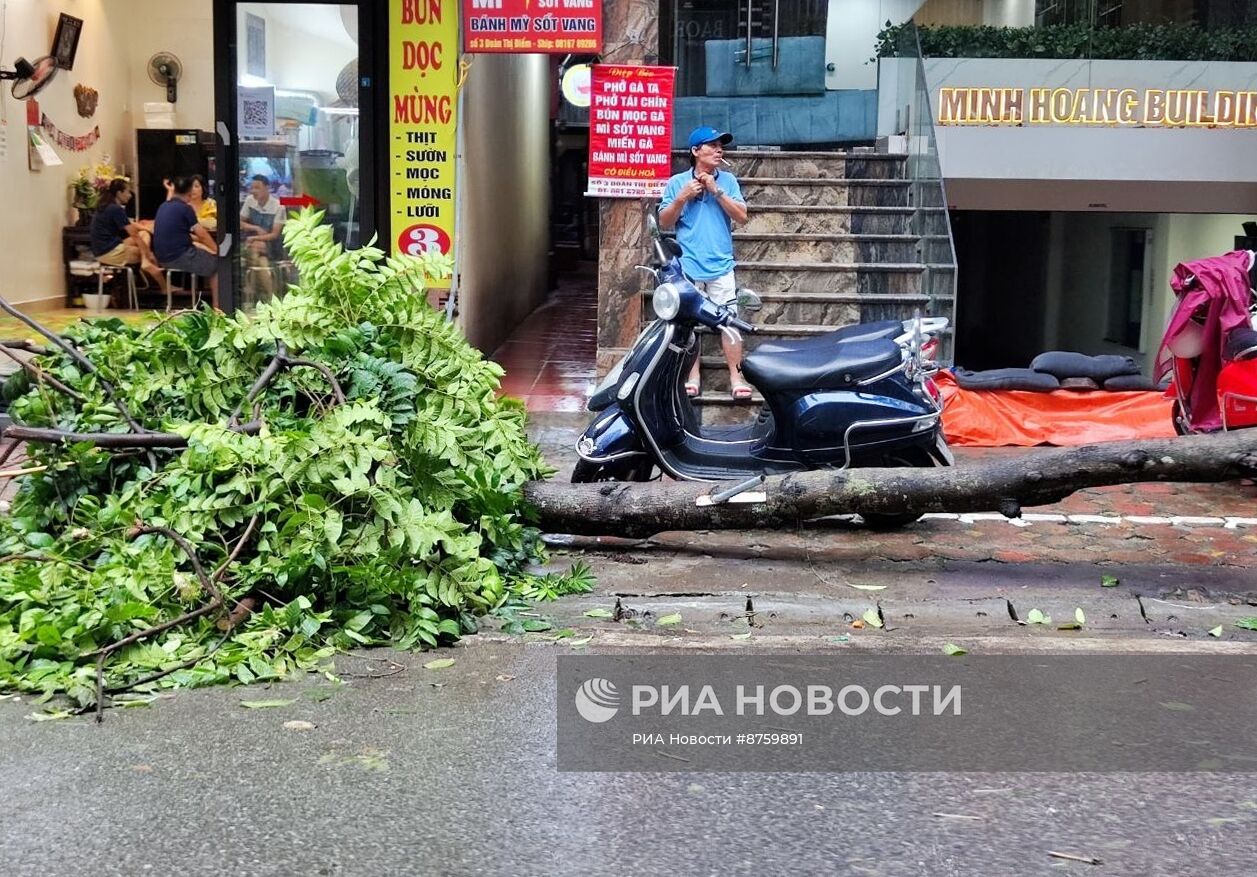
xmin=89 ymin=203 xmax=131 ymax=257
xmin=659 ymin=168 xmax=745 ymax=281
xmin=152 ymin=199 xmax=198 ymax=264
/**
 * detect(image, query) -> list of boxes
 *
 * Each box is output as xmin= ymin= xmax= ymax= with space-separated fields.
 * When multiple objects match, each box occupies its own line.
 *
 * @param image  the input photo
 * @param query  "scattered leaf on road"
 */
xmin=1075 ymin=608 xmax=1086 ymax=625
xmin=569 ymin=637 xmax=593 ymax=648
xmin=1026 ymin=609 xmax=1050 ymax=625
xmin=943 ymin=643 xmax=967 ymax=656
xmin=656 ymin=613 xmax=683 ymax=626
xmin=584 ymin=608 xmax=614 ymax=618
xmin=861 ymin=608 xmax=883 ymax=629
xmin=1101 ymin=575 xmax=1120 ymax=588
xmin=851 ymin=619 xmax=865 ymax=629
xmin=730 ymin=632 xmax=752 ymax=640
xmin=26 ymin=710 xmax=72 ymax=722
xmin=828 ymin=635 xmax=850 ymax=643
xmin=423 ymin=658 xmax=456 ymax=670
xmin=1235 ymin=617 xmax=1257 ymax=631
xmin=848 ymin=583 xmax=887 ymax=591
xmin=495 ymin=674 xmax=516 ymax=682
xmin=240 ymin=699 xmax=295 ymax=709
xmin=283 ymin=720 xmax=317 ymax=731
xmin=1209 ymin=625 xmax=1223 ymax=638
xmin=1159 ymin=701 xmax=1195 ymax=712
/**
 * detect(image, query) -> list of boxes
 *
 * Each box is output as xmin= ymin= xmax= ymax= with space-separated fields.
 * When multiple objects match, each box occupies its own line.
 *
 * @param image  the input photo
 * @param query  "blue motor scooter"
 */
xmin=573 ymin=216 xmax=952 ymax=525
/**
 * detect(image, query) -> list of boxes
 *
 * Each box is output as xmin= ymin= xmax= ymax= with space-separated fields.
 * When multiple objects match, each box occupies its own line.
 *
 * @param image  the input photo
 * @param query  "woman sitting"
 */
xmin=89 ymin=179 xmax=166 ymax=294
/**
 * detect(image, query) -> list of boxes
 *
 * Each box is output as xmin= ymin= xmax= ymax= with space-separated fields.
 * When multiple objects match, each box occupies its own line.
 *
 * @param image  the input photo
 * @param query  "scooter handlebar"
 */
xmin=727 ymin=317 xmax=756 ymax=334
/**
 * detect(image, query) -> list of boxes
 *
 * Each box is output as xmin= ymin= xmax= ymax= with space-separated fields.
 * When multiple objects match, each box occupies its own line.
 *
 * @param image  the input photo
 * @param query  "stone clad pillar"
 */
xmin=596 ymin=0 xmax=659 ymax=374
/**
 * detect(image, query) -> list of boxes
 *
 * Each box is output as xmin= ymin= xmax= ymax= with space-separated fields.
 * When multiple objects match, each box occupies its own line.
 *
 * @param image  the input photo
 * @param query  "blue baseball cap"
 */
xmin=688 ymin=126 xmax=733 ymax=149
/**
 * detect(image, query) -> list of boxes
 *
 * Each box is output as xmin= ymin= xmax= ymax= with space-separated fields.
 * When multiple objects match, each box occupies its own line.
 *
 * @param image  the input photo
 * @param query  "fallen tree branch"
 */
xmin=231 ymin=341 xmax=288 ymax=423
xmin=0 ymin=294 xmax=145 ymax=432
xmin=523 ymin=431 xmax=1257 ymax=538
xmin=90 ymin=526 xmax=226 ymax=722
xmin=0 ymin=345 xmax=85 ymax=402
xmin=1 ymin=340 xmax=50 ymax=355
xmin=285 ymin=358 xmax=346 ymax=405
xmin=4 ymin=419 xmax=262 ymax=449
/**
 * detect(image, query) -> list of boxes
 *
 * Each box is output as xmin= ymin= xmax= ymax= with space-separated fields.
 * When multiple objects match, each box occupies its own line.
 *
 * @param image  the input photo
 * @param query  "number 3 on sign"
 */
xmin=399 ymin=224 xmax=451 ymax=256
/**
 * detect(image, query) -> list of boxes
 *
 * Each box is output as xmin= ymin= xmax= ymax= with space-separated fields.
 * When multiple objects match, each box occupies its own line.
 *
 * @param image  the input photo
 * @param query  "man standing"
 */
xmin=152 ymin=177 xmax=219 ymax=308
xmin=659 ymin=126 xmax=750 ymax=399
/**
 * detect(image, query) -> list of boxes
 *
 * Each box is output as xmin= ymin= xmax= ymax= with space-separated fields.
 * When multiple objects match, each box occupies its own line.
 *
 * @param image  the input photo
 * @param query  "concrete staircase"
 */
xmin=662 ymin=150 xmax=955 ymax=409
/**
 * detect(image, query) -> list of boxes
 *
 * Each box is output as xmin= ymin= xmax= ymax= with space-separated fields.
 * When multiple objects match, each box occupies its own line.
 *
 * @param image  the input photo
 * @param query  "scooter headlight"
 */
xmin=653 ymin=282 xmax=681 ymax=320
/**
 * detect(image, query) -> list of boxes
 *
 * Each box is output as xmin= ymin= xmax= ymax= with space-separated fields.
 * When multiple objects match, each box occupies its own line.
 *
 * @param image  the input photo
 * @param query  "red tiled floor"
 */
xmin=490 ymin=261 xmax=598 ymax=412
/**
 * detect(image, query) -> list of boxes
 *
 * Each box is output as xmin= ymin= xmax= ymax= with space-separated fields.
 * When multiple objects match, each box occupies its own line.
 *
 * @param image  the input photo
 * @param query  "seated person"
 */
xmin=240 ymin=174 xmax=285 ymax=260
xmin=153 ymin=176 xmax=219 ymax=308
xmin=164 ymin=174 xmax=218 ymax=252
xmin=89 ymin=178 xmax=166 ymax=293
xmin=240 ymin=174 xmax=287 ymax=299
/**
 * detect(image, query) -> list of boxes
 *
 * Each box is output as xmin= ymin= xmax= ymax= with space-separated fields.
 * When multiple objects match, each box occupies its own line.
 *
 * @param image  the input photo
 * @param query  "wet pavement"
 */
xmin=2 ymin=414 xmax=1257 ymax=875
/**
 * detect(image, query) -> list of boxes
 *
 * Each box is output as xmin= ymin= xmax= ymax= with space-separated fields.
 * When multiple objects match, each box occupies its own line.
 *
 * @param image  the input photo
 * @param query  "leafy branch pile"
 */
xmin=0 ymin=210 xmax=587 ymax=714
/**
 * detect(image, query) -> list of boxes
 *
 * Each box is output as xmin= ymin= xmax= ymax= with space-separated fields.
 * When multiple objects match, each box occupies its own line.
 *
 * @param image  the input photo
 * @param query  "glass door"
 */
xmin=213 ymin=0 xmax=376 ymax=312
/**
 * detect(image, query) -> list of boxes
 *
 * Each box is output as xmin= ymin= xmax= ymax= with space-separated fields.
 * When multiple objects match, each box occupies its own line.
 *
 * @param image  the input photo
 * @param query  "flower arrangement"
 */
xmin=68 ymin=157 xmax=126 ymax=210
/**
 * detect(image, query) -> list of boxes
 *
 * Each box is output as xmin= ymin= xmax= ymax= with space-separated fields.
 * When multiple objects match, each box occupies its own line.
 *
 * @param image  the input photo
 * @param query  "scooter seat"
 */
xmin=742 ymin=336 xmax=903 ymax=393
xmin=752 ymin=320 xmax=904 ymax=354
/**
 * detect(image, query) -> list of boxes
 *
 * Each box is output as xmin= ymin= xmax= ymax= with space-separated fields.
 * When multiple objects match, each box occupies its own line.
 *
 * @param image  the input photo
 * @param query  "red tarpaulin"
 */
xmin=935 ymin=370 xmax=1176 ymax=447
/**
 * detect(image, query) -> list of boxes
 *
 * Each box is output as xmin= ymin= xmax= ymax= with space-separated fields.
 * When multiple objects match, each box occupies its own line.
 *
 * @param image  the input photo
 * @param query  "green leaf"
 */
xmin=1075 ymin=607 xmax=1086 ymax=625
xmin=423 ymin=658 xmax=456 ymax=670
xmin=583 ymin=608 xmax=614 ymax=618
xmin=847 ymin=583 xmax=887 ymax=591
xmin=943 ymin=643 xmax=967 ymax=656
xmin=1235 ymin=617 xmax=1257 ymax=631
xmin=656 ymin=613 xmax=683 ymax=626
xmin=1101 ymin=575 xmax=1120 ymax=588
xmin=1159 ymin=701 xmax=1195 ymax=712
xmin=1026 ymin=609 xmax=1050 ymax=625
xmin=730 ymin=632 xmax=752 ymax=640
xmin=1209 ymin=625 xmax=1223 ymax=638
xmin=861 ymin=608 xmax=883 ymax=629
xmin=240 ymin=699 xmax=296 ymax=709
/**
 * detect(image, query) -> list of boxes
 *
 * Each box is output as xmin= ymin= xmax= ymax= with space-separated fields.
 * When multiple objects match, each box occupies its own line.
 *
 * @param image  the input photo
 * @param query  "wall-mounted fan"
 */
xmin=147 ymin=51 xmax=183 ymax=102
xmin=0 ymin=55 xmax=59 ymax=100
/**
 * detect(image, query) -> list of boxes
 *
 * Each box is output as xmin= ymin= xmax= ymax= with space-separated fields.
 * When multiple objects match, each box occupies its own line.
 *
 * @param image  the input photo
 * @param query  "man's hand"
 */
xmin=683 ymin=178 xmax=705 ymax=201
xmin=695 ymin=172 xmax=720 ymax=194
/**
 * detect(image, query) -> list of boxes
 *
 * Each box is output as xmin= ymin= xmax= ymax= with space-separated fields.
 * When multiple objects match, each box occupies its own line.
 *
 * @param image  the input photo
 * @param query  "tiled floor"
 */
xmin=0 ymin=307 xmax=154 ymax=338
xmin=491 ymin=262 xmax=598 ymax=412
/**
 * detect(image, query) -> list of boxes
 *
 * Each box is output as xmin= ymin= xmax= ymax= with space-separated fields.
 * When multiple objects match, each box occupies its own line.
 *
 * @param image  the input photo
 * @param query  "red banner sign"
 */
xmin=586 ymin=65 xmax=676 ymax=199
xmin=462 ymin=0 xmax=602 ymax=54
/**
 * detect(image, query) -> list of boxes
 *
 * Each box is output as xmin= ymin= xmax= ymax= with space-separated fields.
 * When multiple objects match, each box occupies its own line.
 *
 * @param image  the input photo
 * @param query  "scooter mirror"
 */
xmin=646 ymin=212 xmax=661 ymax=240
xmin=736 ymin=288 xmax=762 ymax=313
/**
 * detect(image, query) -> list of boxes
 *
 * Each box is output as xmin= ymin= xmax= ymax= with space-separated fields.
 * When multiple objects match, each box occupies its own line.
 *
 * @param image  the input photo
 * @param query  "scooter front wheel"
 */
xmin=571 ymin=458 xmax=656 ymax=483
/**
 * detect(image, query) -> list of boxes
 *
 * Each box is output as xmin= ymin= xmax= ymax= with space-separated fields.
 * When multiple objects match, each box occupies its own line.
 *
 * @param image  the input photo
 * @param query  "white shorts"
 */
xmin=695 ymin=271 xmax=736 ymax=309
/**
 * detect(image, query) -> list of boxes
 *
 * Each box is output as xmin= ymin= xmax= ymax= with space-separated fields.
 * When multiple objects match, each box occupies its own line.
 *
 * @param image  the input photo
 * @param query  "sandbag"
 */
xmin=1030 ymin=351 xmax=1141 ymax=381
xmin=1103 ymin=374 xmax=1161 ymax=391
xmin=952 ymin=368 xmax=1061 ymax=392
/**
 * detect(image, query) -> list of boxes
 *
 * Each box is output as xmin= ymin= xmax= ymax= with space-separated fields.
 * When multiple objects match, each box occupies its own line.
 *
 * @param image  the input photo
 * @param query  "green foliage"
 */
xmin=876 ymin=22 xmax=1257 ymax=62
xmin=0 ymin=210 xmax=578 ymax=709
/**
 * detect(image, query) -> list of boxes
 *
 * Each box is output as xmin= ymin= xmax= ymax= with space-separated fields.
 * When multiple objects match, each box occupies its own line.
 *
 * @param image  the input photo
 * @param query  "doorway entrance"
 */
xmin=211 ymin=0 xmax=380 ymax=311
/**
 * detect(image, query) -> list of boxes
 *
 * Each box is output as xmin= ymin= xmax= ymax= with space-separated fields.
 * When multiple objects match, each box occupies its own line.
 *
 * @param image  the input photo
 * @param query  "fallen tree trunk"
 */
xmin=523 ymin=431 xmax=1257 ymax=538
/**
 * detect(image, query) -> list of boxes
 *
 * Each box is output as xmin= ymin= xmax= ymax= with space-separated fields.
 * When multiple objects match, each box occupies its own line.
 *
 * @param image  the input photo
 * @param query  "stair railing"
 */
xmin=895 ymin=22 xmax=960 ymax=365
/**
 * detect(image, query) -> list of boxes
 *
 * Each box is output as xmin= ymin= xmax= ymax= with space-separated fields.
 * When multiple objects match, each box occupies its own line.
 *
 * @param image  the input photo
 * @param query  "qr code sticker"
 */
xmin=242 ymin=99 xmax=271 ymax=132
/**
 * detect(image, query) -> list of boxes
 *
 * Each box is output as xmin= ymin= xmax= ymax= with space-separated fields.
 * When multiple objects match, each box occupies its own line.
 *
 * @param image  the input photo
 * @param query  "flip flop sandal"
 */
xmin=731 ymin=383 xmax=753 ymax=400
xmin=685 ymin=381 xmax=701 ymax=397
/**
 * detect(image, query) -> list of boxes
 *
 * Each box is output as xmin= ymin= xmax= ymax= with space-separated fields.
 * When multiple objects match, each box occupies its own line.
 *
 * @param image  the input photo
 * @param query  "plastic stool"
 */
xmin=94 ymin=264 xmax=137 ymax=310
xmin=164 ymin=269 xmax=202 ymax=312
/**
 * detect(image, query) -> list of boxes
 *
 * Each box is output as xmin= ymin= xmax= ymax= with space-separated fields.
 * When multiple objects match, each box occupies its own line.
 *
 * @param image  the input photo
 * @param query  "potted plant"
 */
xmin=68 ymin=158 xmax=124 ymax=227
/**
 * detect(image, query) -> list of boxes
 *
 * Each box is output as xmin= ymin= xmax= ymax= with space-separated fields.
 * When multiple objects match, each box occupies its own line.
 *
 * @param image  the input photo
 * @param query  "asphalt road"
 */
xmin=3 ymin=640 xmax=1256 ymax=877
